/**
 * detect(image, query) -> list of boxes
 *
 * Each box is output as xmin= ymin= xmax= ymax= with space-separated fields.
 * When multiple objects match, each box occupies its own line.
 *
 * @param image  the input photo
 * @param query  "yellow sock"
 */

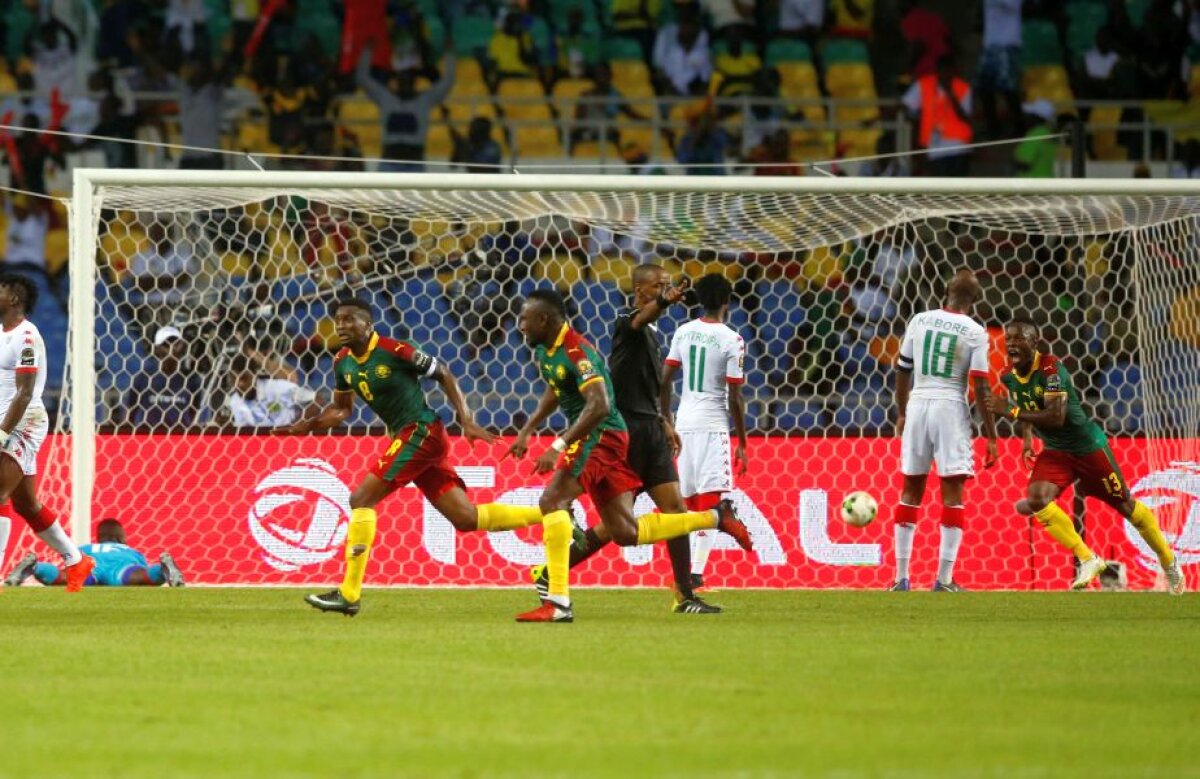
xmin=1033 ymin=503 xmax=1094 ymax=561
xmin=476 ymin=503 xmax=542 ymax=531
xmin=543 ymin=510 xmax=572 ymax=604
xmin=339 ymin=507 xmax=377 ymax=603
xmin=636 ymin=510 xmax=716 ymax=545
xmin=1128 ymin=501 xmax=1175 ymax=567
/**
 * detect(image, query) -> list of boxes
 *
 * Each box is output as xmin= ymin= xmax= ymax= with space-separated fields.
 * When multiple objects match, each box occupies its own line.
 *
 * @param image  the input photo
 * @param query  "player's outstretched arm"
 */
xmin=432 ymin=363 xmax=495 ymax=445
xmin=506 ymin=385 xmax=559 ymax=459
xmin=972 ymin=375 xmax=999 ymax=468
xmin=630 ymin=278 xmax=691 ymax=331
xmin=275 ymin=390 xmax=353 ymax=434
xmin=0 ymin=371 xmax=34 ymax=448
xmin=531 ymin=381 xmax=609 ymax=474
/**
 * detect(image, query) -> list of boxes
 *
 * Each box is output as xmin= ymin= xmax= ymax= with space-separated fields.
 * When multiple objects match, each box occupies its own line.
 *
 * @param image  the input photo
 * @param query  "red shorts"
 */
xmin=1031 ymin=447 xmax=1129 ymax=509
xmin=371 ymin=420 xmax=464 ymax=501
xmin=561 ymin=430 xmax=642 ymax=509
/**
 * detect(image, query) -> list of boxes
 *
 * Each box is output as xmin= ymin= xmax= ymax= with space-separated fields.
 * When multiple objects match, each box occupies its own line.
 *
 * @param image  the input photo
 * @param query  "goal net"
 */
xmin=14 ymin=173 xmax=1200 ymax=590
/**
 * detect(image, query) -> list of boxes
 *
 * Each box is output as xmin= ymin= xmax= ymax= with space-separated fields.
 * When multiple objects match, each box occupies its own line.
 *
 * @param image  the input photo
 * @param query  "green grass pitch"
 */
xmin=2 ymin=589 xmax=1197 ymax=778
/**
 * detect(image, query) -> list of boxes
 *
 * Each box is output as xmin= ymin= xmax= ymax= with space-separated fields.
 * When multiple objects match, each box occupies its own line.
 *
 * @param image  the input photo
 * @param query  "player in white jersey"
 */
xmin=0 ymin=273 xmax=93 ymax=591
xmin=892 ymin=270 xmax=998 ymax=592
xmin=661 ymin=274 xmax=748 ymax=586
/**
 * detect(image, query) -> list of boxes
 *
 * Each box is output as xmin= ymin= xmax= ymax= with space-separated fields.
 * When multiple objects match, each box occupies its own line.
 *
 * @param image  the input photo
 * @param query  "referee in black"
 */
xmin=606 ymin=264 xmax=721 ymax=613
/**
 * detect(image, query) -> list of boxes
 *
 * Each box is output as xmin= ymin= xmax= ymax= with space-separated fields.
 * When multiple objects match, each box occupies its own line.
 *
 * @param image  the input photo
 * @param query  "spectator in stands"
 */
xmin=976 ymin=0 xmax=1023 ymax=139
xmin=1137 ymin=0 xmax=1186 ymax=98
xmin=676 ymin=107 xmax=730 ymax=174
xmin=390 ymin=3 xmax=438 ymax=75
xmin=176 ymin=56 xmax=235 ymax=169
xmin=711 ymin=27 xmax=762 ymax=98
xmin=1170 ymin=139 xmax=1200 ymax=178
xmin=903 ymin=56 xmax=972 ymax=176
xmin=357 ymin=43 xmax=455 ymax=171
xmin=2 ymin=194 xmax=51 ymax=277
xmin=450 ymin=116 xmax=503 ymax=172
xmin=488 ymin=10 xmax=540 ymax=84
xmin=900 ymin=0 xmax=949 ymax=80
xmin=1080 ymin=26 xmax=1134 ymax=99
xmin=611 ymin=0 xmax=661 ymax=60
xmin=844 ymin=264 xmax=895 ymax=339
xmin=164 ymin=0 xmax=209 ymax=57
xmin=128 ymin=223 xmax=199 ymax=319
xmin=1014 ymin=99 xmax=1057 ymax=178
xmin=125 ymin=326 xmax=205 ymax=429
xmin=339 ymin=0 xmax=391 ymax=76
xmin=746 ymin=128 xmax=801 ymax=175
xmin=829 ymin=0 xmax=873 ymax=40
xmin=701 ymin=0 xmax=756 ymax=41
xmin=263 ymin=63 xmax=319 ymax=149
xmin=652 ymin=10 xmax=713 ymax=96
xmin=557 ymin=7 xmax=601 ymax=78
xmin=223 ymin=352 xmax=317 ymax=427
xmin=28 ymin=16 xmax=81 ymax=98
xmin=90 ymin=92 xmax=141 ymax=168
xmin=569 ymin=62 xmax=650 ymax=149
xmin=621 ymin=140 xmax=667 ymax=175
xmin=776 ymin=0 xmax=826 ymax=44
xmin=6 ymin=112 xmax=67 ymax=196
xmin=739 ymin=69 xmax=787 ymax=156
xmin=97 ymin=0 xmax=146 ymax=68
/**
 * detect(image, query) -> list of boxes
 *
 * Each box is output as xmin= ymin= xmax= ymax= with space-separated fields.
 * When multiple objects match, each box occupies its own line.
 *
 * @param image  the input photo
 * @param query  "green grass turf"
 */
xmin=1 ymin=589 xmax=1197 ymax=778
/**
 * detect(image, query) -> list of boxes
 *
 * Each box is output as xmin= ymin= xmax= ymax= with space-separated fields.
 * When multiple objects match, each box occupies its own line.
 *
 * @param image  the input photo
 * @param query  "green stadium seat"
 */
xmin=765 ymin=39 xmax=813 ymax=66
xmin=1066 ymin=2 xmax=1107 ymax=54
xmin=454 ymin=15 xmax=496 ymax=57
xmin=1021 ymin=20 xmax=1063 ymax=67
xmin=1125 ymin=0 xmax=1151 ymax=27
xmin=606 ymin=37 xmax=646 ymax=62
xmin=822 ymin=39 xmax=869 ymax=65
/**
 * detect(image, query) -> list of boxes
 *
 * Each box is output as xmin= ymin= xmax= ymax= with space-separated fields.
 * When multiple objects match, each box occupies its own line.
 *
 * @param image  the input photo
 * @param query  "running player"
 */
xmin=527 ymin=266 xmax=721 ymax=613
xmin=0 ymin=273 xmax=93 ymax=591
xmin=892 ymin=270 xmax=999 ymax=591
xmin=280 ymin=297 xmax=549 ymax=616
xmin=5 ymin=518 xmax=185 ymax=587
xmin=987 ymin=316 xmax=1185 ymax=593
xmin=506 ymin=289 xmax=753 ymax=623
xmin=660 ymin=273 xmax=749 ymax=589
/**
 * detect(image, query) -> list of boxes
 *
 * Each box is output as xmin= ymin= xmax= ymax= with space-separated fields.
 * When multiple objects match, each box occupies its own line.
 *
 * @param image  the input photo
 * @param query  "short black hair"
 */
xmin=96 ymin=518 xmax=123 ymax=542
xmin=332 ymin=297 xmax=373 ymax=320
xmin=525 ymin=288 xmax=566 ymax=317
xmin=0 ymin=273 xmax=37 ymax=314
xmin=695 ymin=273 xmax=732 ymax=312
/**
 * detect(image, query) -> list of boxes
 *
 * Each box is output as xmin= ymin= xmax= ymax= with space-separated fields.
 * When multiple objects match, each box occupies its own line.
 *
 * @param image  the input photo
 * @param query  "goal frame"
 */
xmin=68 ymin=169 xmax=1200 ymax=543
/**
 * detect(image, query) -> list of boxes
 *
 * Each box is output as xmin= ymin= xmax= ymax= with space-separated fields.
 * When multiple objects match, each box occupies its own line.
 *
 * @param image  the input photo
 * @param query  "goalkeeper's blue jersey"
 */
xmin=80 ymin=543 xmax=148 ymax=575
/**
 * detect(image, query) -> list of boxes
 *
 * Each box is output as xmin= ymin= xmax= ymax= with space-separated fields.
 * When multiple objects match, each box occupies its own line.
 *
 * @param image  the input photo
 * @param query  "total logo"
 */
xmin=247 ymin=459 xmax=352 ymax=572
xmin=1126 ymin=461 xmax=1200 ymax=571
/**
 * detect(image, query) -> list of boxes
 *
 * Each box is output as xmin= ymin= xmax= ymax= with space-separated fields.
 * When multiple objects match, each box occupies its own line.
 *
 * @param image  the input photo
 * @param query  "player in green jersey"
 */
xmin=504 ymin=289 xmax=753 ymax=623
xmin=278 ymin=298 xmax=550 ymax=616
xmin=987 ymin=316 xmax=1184 ymax=593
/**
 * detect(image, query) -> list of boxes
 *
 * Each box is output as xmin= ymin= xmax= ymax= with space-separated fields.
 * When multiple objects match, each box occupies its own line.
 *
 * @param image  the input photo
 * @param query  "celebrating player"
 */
xmin=0 ymin=273 xmax=93 ymax=591
xmin=280 ymin=297 xmax=549 ymax=616
xmin=527 ymin=266 xmax=721 ymax=613
xmin=987 ymin=317 xmax=1185 ymax=593
xmin=892 ymin=270 xmax=999 ymax=592
xmin=5 ymin=518 xmax=184 ymax=587
xmin=506 ymin=289 xmax=753 ymax=623
xmin=660 ymin=273 xmax=749 ymax=591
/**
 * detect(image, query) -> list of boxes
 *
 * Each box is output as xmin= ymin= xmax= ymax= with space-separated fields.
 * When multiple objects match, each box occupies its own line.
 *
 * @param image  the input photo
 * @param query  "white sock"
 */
xmin=0 ymin=516 xmax=10 ymax=569
xmin=691 ymin=529 xmax=715 ymax=576
xmin=547 ymin=594 xmax=570 ymax=609
xmin=895 ymin=523 xmax=915 ymax=581
xmin=36 ymin=523 xmax=81 ymax=566
xmin=938 ymin=524 xmax=964 ymax=584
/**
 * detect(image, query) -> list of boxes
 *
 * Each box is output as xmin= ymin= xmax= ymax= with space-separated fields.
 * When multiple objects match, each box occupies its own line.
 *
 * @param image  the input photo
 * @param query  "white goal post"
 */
xmin=55 ymin=169 xmax=1200 ymax=590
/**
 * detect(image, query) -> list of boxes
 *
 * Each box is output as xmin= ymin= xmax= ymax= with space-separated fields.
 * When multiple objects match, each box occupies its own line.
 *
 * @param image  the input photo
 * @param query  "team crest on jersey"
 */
xmin=376 ymin=365 xmax=391 ymax=379
xmin=556 ymin=365 xmax=567 ymax=380
xmin=1035 ymin=386 xmax=1044 ymax=397
xmin=577 ymin=359 xmax=594 ymax=375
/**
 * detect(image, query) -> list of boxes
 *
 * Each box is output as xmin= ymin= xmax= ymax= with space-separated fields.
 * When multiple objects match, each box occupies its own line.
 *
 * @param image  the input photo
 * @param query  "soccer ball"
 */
xmin=840 ymin=491 xmax=878 ymax=528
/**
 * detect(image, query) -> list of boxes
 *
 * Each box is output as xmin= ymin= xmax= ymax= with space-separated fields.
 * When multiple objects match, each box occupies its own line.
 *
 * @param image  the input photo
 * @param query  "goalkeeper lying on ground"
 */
xmin=5 ymin=518 xmax=184 ymax=587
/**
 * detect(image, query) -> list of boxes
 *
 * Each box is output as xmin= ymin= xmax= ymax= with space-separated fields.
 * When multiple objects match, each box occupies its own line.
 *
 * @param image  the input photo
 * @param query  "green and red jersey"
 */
xmin=335 ymin=333 xmax=438 ymax=435
xmin=1000 ymin=352 xmax=1108 ymax=455
xmin=535 ymin=324 xmax=626 ymax=433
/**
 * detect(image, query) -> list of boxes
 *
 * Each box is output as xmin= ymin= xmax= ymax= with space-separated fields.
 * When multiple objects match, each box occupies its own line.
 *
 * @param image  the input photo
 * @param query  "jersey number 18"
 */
xmin=921 ymin=331 xmax=958 ymax=378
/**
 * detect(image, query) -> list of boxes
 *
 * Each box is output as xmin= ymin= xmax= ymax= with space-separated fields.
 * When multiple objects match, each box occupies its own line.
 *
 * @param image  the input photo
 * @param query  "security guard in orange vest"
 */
xmin=902 ymin=57 xmax=973 ymax=176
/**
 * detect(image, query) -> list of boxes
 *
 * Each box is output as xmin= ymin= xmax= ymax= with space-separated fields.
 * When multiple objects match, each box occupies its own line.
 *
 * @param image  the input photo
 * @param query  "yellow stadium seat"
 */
xmin=571 ymin=139 xmax=620 ymax=158
xmin=1022 ymin=65 xmax=1068 ymax=94
xmin=590 ymin=255 xmax=636 ymax=290
xmin=45 ymin=228 xmax=69 ymax=276
xmin=825 ymin=63 xmax=875 ymax=98
xmin=513 ymin=125 xmax=563 ymax=158
xmin=790 ymin=129 xmax=836 ymax=161
xmin=221 ymin=251 xmax=254 ymax=277
xmin=1089 ymin=105 xmax=1125 ymax=161
xmin=533 ymin=255 xmax=585 ymax=288
xmin=552 ymin=77 xmax=593 ymax=117
xmin=497 ymin=77 xmax=551 ymax=121
xmin=451 ymin=58 xmax=490 ymax=97
xmin=338 ymin=93 xmax=382 ymax=158
xmin=618 ymin=124 xmax=660 ymax=156
xmin=611 ymin=60 xmax=655 ymax=99
xmin=427 ymin=123 xmax=453 ymax=159
xmin=801 ymin=244 xmax=845 ymax=287
xmin=682 ymin=259 xmax=742 ymax=283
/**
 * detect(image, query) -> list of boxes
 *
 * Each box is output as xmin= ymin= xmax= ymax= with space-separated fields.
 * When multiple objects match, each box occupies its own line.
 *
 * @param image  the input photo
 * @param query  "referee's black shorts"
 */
xmin=624 ymin=415 xmax=679 ymax=493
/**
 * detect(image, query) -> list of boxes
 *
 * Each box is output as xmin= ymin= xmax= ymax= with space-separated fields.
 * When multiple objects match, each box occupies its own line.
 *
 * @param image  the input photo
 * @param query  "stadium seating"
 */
xmin=1066 ymin=1 xmax=1107 ymax=54
xmin=1088 ymin=105 xmax=1126 ymax=160
xmin=453 ymin=15 xmax=496 ymax=57
xmin=771 ymin=398 xmax=828 ymax=431
xmin=752 ymin=279 xmax=806 ymax=383
xmin=1020 ymin=20 xmax=1063 ymax=67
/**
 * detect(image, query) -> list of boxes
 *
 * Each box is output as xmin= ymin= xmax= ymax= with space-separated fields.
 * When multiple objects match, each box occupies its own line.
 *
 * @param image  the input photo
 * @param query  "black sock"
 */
xmin=569 ymin=527 xmax=610 ymax=568
xmin=666 ymin=535 xmax=694 ymax=599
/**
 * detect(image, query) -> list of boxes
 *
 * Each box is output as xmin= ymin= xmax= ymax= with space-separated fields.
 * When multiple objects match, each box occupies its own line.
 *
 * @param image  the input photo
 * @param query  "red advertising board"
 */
xmin=4 ymin=435 xmax=1197 ymax=590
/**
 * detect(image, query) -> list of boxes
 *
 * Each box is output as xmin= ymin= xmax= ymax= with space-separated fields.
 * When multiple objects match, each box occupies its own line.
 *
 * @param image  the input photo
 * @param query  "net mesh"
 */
xmin=10 ymin=182 xmax=1200 ymax=591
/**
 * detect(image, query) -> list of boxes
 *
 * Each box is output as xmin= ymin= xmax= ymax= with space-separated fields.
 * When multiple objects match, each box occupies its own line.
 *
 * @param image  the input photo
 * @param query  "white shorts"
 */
xmin=2 ymin=414 xmax=48 ymax=476
xmin=678 ymin=430 xmax=733 ymax=497
xmin=901 ymin=398 xmax=975 ymax=478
